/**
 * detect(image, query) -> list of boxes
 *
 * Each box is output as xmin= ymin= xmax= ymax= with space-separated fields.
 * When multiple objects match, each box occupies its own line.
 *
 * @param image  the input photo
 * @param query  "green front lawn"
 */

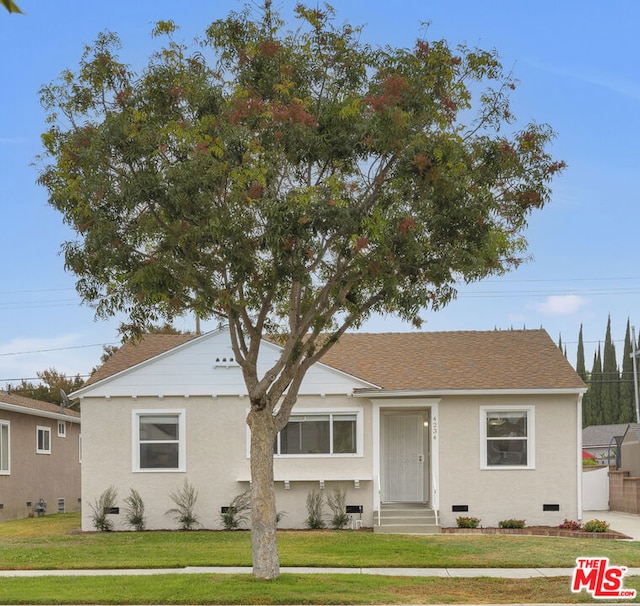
xmin=1 ymin=513 xmax=639 ymax=570
xmin=1 ymin=514 xmax=638 ymax=604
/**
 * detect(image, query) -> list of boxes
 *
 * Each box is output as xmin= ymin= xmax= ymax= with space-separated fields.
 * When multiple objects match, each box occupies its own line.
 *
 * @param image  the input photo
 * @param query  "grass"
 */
xmin=0 ymin=513 xmax=639 ymax=604
xmin=1 ymin=574 xmax=636 ymax=605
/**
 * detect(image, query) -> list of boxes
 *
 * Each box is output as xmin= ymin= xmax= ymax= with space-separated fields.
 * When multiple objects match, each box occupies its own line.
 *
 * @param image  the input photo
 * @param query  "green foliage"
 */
xmin=12 ymin=368 xmax=84 ymax=408
xmin=165 ymin=480 xmax=200 ymax=530
xmin=456 ymin=516 xmax=480 ymax=529
xmin=1 ymin=0 xmax=22 ymax=13
xmin=305 ymin=490 xmax=326 ymax=529
xmin=498 ymin=519 xmax=525 ymax=529
xmin=583 ymin=519 xmax=610 ymax=533
xmin=123 ymin=488 xmax=146 ymax=531
xmin=37 ymin=2 xmax=564 ymax=369
xmin=89 ymin=486 xmax=118 ymax=531
xmin=326 ymin=487 xmax=350 ymax=529
xmin=220 ymin=491 xmax=251 ymax=530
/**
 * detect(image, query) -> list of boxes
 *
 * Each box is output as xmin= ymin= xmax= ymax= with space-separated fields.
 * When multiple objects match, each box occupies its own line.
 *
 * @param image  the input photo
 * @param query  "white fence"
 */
xmin=582 ymin=466 xmax=609 ymax=511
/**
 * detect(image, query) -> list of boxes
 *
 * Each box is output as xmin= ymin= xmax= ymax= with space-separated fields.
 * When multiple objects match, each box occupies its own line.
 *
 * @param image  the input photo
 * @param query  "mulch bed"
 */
xmin=442 ymin=527 xmax=631 ymax=539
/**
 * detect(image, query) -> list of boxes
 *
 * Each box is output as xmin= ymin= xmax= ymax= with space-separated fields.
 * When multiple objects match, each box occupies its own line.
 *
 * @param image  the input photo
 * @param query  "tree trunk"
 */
xmin=248 ymin=407 xmax=280 ymax=580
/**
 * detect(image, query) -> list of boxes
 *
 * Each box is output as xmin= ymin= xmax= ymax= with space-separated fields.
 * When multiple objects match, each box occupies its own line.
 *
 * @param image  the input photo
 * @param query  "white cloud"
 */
xmin=528 ymin=294 xmax=589 ymax=316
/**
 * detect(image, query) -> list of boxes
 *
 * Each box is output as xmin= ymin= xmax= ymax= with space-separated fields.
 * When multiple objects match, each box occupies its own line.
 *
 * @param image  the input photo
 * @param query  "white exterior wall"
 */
xmin=437 ymin=393 xmax=579 ymax=527
xmin=80 ymin=394 xmax=374 ymax=531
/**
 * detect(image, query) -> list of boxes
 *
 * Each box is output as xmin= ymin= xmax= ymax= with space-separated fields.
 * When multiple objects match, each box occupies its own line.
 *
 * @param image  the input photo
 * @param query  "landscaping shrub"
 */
xmin=89 ymin=485 xmax=118 ymax=531
xmin=498 ymin=519 xmax=525 ymax=529
xmin=305 ymin=489 xmax=326 ymax=529
xmin=327 ymin=487 xmax=350 ymax=529
xmin=220 ymin=490 xmax=251 ymax=530
xmin=166 ymin=480 xmax=200 ymax=530
xmin=583 ymin=519 xmax=610 ymax=533
xmin=123 ymin=488 xmax=146 ymax=531
xmin=558 ymin=519 xmax=582 ymax=531
xmin=456 ymin=516 xmax=480 ymax=529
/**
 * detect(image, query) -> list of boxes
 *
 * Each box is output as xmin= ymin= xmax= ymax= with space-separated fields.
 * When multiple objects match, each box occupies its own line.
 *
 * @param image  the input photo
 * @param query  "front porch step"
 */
xmin=374 ymin=503 xmax=441 ymax=535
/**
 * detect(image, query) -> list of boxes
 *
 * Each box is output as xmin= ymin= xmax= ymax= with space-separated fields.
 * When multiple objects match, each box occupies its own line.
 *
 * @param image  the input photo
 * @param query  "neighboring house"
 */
xmin=73 ymin=328 xmax=586 ymax=532
xmin=582 ymin=424 xmax=628 ymax=466
xmin=0 ymin=390 xmax=81 ymax=521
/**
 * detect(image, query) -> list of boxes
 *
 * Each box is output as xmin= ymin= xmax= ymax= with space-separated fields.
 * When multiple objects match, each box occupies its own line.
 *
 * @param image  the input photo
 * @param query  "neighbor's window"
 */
xmin=275 ymin=413 xmax=359 ymax=455
xmin=133 ymin=411 xmax=185 ymax=471
xmin=36 ymin=426 xmax=51 ymax=454
xmin=57 ymin=421 xmax=66 ymax=438
xmin=481 ymin=406 xmax=534 ymax=469
xmin=0 ymin=421 xmax=9 ymax=473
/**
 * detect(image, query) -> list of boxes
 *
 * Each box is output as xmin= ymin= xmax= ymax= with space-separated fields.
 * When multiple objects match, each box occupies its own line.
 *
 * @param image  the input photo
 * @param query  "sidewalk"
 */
xmin=0 ymin=565 xmax=639 ymax=578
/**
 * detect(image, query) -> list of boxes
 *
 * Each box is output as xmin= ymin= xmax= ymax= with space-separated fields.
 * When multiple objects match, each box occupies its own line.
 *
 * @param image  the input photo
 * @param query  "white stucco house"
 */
xmin=73 ymin=327 xmax=586 ymax=532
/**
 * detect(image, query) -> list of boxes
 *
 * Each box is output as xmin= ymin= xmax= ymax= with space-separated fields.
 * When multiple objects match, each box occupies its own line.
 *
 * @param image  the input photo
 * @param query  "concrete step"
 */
xmin=375 ymin=503 xmax=441 ymax=534
xmin=375 ymin=523 xmax=441 ymax=534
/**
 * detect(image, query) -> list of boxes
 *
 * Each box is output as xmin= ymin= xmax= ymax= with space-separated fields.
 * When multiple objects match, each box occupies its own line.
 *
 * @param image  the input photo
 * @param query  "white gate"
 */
xmin=582 ymin=467 xmax=609 ymax=511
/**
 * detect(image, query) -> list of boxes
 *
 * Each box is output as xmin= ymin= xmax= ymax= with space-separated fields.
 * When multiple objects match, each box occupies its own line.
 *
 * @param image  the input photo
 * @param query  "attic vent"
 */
xmin=214 ymin=356 xmax=239 ymax=368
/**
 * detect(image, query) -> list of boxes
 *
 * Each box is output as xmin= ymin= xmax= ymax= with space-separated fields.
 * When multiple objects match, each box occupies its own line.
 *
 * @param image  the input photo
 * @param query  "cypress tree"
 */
xmin=601 ymin=316 xmax=620 ymax=423
xmin=588 ymin=345 xmax=604 ymax=426
xmin=576 ymin=325 xmax=587 ymax=381
xmin=576 ymin=325 xmax=590 ymax=427
xmin=619 ymin=319 xmax=636 ymax=423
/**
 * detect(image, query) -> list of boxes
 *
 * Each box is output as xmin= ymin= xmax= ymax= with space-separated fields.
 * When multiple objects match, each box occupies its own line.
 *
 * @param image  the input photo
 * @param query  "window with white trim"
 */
xmin=58 ymin=421 xmax=66 ymax=438
xmin=0 ymin=421 xmax=9 ymax=473
xmin=275 ymin=412 xmax=360 ymax=456
xmin=481 ymin=406 xmax=534 ymax=469
xmin=36 ymin=426 xmax=51 ymax=454
xmin=133 ymin=410 xmax=185 ymax=471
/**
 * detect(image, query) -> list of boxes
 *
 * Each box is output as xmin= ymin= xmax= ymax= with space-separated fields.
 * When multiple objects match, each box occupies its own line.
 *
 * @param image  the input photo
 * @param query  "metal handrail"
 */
xmin=376 ymin=474 xmax=381 ymax=527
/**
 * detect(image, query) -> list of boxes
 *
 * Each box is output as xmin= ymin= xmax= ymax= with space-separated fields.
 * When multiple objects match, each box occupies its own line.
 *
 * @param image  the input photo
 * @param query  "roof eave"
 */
xmin=0 ymin=401 xmax=80 ymax=423
xmin=353 ymin=387 xmax=588 ymax=398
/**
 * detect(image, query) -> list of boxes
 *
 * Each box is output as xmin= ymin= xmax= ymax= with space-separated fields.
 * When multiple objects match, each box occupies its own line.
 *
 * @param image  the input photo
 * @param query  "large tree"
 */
xmin=37 ymin=3 xmax=564 ymax=579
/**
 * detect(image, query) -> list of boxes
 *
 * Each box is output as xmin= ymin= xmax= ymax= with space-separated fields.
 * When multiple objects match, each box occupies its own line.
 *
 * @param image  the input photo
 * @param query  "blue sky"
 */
xmin=1 ymin=0 xmax=639 ymax=384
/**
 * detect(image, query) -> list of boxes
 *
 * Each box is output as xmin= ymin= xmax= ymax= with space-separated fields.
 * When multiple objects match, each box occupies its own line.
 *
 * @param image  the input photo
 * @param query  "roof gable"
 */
xmin=73 ymin=329 xmax=375 ymax=398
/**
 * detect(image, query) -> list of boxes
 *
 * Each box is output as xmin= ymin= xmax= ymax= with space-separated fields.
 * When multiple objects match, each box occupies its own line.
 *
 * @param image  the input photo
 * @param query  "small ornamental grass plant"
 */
xmin=166 ymin=480 xmax=200 ymax=530
xmin=305 ymin=490 xmax=326 ymax=529
xmin=327 ymin=488 xmax=350 ymax=530
xmin=220 ymin=491 xmax=251 ymax=530
xmin=89 ymin=485 xmax=118 ymax=532
xmin=498 ymin=519 xmax=525 ymax=529
xmin=123 ymin=488 xmax=146 ymax=531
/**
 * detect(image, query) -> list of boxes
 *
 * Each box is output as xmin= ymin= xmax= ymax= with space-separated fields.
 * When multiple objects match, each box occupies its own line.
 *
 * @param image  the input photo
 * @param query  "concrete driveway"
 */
xmin=583 ymin=509 xmax=640 ymax=539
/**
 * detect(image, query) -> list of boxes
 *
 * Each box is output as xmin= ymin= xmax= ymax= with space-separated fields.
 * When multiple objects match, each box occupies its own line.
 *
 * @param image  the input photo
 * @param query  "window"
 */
xmin=0 ymin=421 xmax=9 ymax=473
xmin=57 ymin=421 xmax=66 ymax=437
xmin=481 ymin=406 xmax=534 ymax=469
xmin=133 ymin=410 xmax=185 ymax=471
xmin=36 ymin=426 xmax=51 ymax=454
xmin=275 ymin=413 xmax=359 ymax=456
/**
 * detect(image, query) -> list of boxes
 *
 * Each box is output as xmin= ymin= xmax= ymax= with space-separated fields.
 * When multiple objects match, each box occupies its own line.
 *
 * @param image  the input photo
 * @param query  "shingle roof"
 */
xmin=83 ymin=328 xmax=584 ymax=393
xmin=582 ymin=424 xmax=629 ymax=448
xmin=0 ymin=390 xmax=81 ymax=418
xmin=321 ymin=329 xmax=585 ymax=391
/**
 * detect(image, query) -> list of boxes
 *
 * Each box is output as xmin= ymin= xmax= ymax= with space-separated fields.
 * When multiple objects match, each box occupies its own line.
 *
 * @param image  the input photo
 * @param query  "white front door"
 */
xmin=383 ymin=413 xmax=426 ymax=502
